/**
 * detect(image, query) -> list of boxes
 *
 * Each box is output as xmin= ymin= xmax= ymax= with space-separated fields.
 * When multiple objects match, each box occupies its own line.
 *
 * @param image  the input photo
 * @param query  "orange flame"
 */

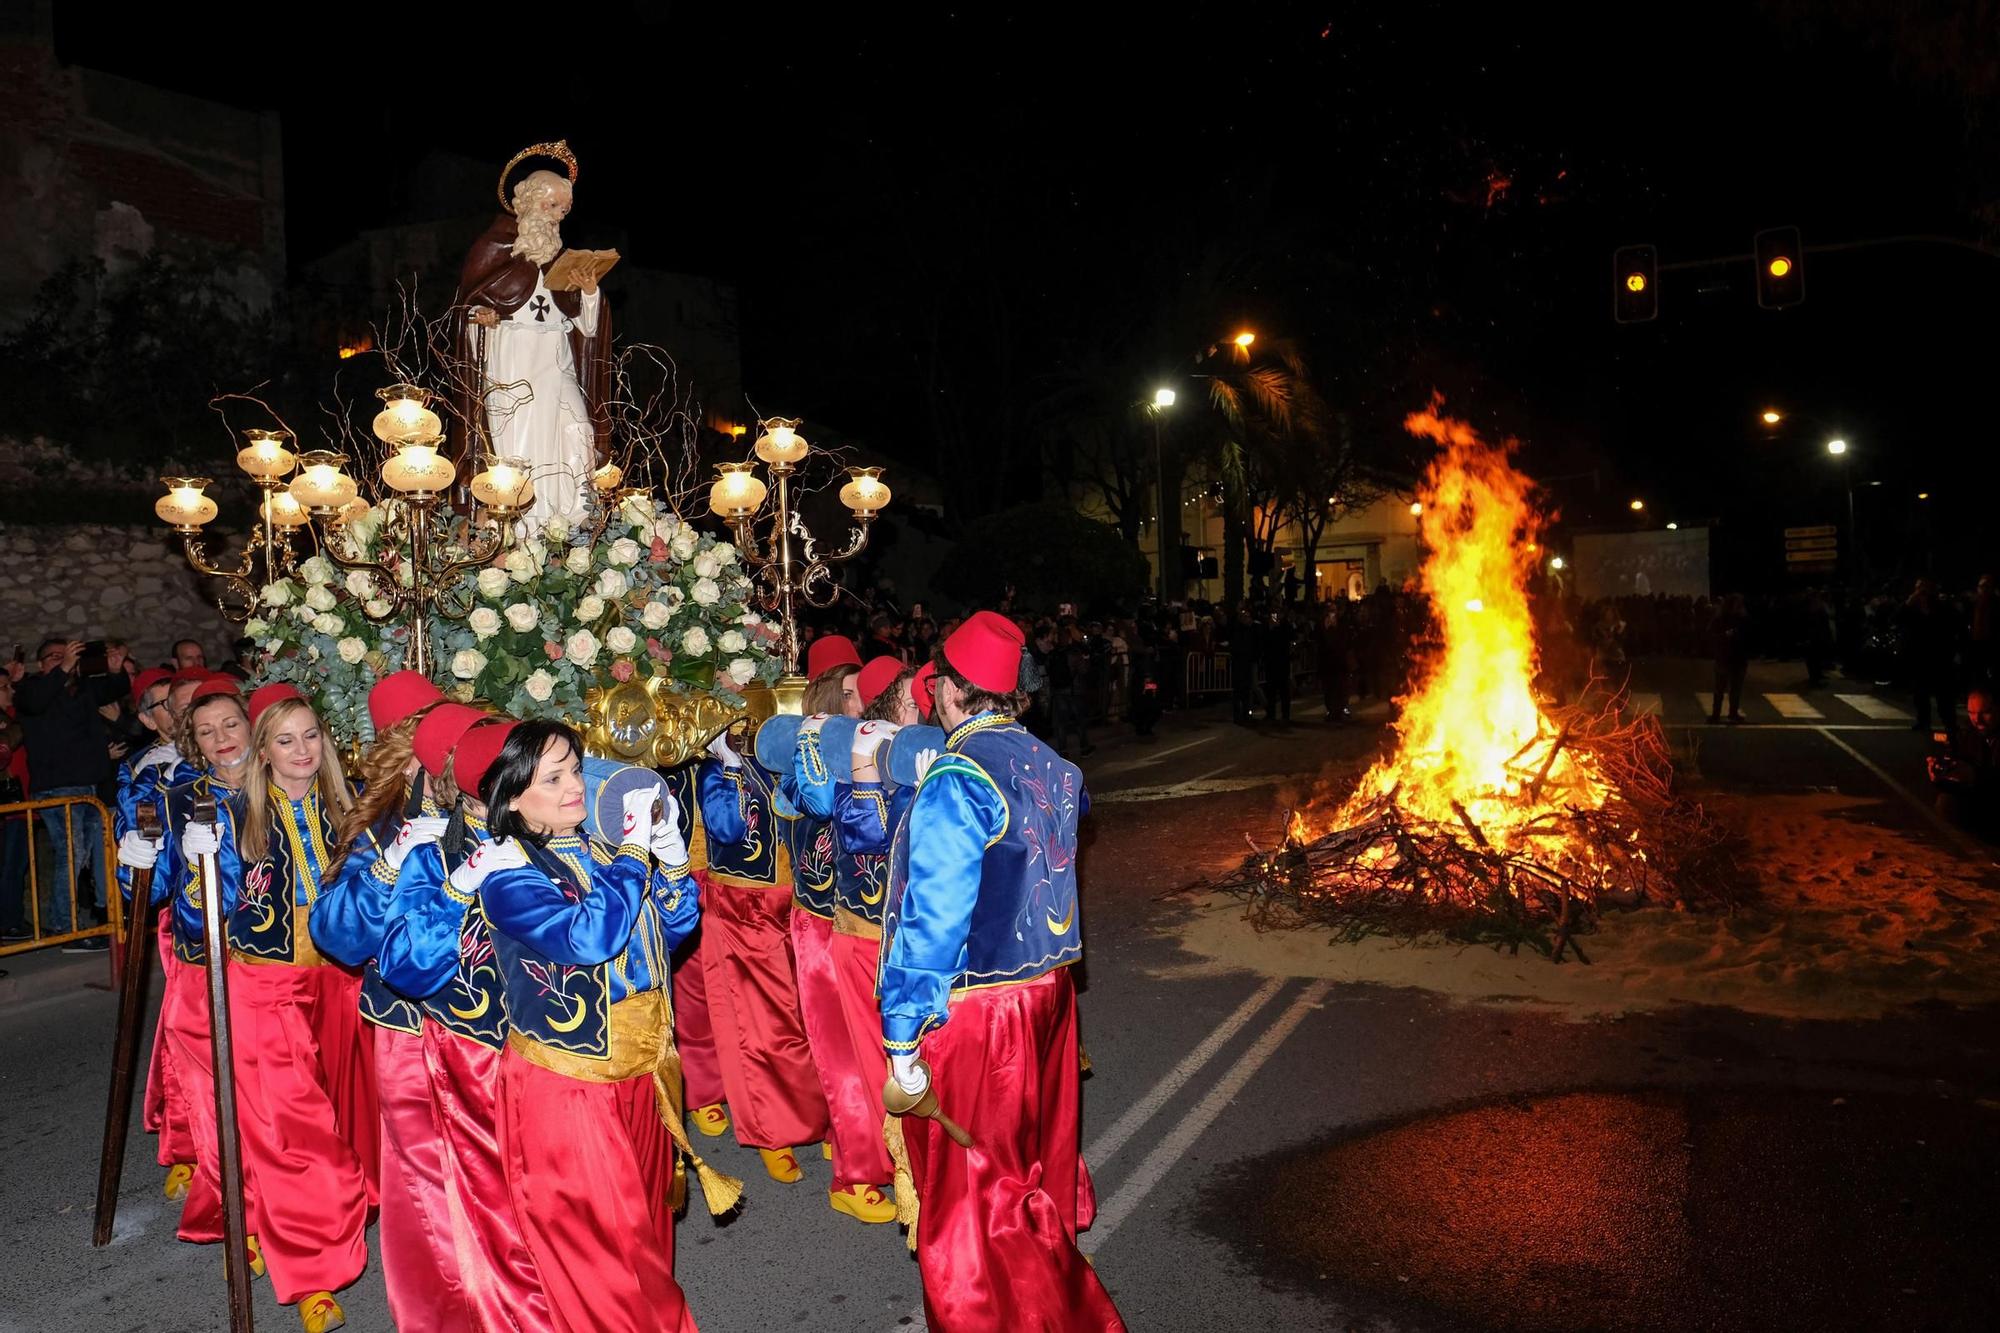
xmin=1329 ymin=397 xmax=1608 ymax=847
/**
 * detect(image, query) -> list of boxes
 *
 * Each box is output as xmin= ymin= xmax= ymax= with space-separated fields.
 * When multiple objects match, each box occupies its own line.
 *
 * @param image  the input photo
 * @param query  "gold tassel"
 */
xmin=882 ymin=1114 xmax=920 ymax=1253
xmin=668 ymin=1156 xmax=688 ymax=1214
xmin=653 ymin=1071 xmax=745 ymax=1217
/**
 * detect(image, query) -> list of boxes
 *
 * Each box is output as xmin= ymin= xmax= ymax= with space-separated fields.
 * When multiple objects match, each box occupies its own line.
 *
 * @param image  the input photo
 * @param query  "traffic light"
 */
xmin=1613 ymin=244 xmax=1658 ymax=323
xmin=1755 ymin=226 xmax=1804 ymax=308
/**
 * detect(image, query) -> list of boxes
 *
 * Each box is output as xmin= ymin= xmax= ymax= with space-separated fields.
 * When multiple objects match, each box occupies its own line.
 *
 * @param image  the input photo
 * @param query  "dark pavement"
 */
xmin=3 ymin=660 xmax=1996 ymax=1331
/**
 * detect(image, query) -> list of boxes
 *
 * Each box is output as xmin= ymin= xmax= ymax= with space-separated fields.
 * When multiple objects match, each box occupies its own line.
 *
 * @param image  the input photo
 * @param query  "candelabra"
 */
xmin=706 ymin=418 xmax=891 ymax=675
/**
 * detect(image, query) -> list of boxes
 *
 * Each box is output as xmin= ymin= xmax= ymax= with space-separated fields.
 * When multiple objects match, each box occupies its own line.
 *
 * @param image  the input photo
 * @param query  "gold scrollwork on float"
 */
xmin=579 ymin=673 xmax=815 ymax=769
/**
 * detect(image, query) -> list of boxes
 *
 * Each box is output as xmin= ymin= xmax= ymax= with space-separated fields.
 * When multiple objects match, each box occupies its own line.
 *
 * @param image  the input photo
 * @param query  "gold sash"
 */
xmin=509 ymin=990 xmax=744 ymax=1216
xmin=833 ymin=905 xmax=883 ymax=942
xmin=231 ymin=906 xmax=330 ymax=968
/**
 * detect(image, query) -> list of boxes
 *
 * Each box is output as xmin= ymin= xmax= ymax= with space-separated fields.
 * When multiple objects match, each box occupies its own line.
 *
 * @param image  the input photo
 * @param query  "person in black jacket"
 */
xmin=11 ymin=637 xmax=126 ymax=943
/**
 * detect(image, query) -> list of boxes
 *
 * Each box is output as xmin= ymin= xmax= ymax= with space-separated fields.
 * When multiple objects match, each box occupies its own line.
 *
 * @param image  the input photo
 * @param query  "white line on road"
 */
xmin=1813 ymin=726 xmax=1995 ymax=863
xmin=1764 ymin=692 xmax=1823 ymax=719
xmin=1081 ymin=980 xmax=1333 ymax=1255
xmin=1092 ymin=735 xmax=1215 ymax=775
xmin=1836 ymin=693 xmax=1912 ymax=721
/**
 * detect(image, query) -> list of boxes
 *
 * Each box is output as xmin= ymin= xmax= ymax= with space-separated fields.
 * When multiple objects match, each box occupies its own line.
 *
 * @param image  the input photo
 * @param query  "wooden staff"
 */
xmin=193 ymin=792 xmax=255 ymax=1333
xmin=92 ymin=800 xmax=162 ymax=1246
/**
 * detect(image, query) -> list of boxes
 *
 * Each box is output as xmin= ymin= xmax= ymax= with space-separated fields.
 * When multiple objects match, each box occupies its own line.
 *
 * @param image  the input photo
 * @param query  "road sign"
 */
xmin=1785 ymin=536 xmax=1838 ymax=552
xmin=1785 ymin=550 xmax=1839 ymax=564
xmin=1784 ymin=524 xmax=1837 ymax=539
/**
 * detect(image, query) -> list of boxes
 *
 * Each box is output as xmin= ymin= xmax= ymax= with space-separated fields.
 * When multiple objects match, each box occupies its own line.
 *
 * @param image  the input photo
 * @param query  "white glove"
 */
xmin=117 ymin=829 xmax=158 ymax=870
xmin=383 ymin=815 xmax=450 ymax=874
xmin=890 ymin=1051 xmax=928 ymax=1096
xmin=650 ymin=787 xmax=688 ymax=866
xmin=852 ymin=720 xmax=898 ymax=763
xmin=914 ymin=747 xmax=939 ymax=783
xmin=181 ymin=822 xmax=221 ymax=858
xmin=447 ymin=838 xmax=529 ymax=897
xmin=706 ymin=731 xmax=742 ymax=768
xmin=620 ymin=784 xmax=663 ymax=850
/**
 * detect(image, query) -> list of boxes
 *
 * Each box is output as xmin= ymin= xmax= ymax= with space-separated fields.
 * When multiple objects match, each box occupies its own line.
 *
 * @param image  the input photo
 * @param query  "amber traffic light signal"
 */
xmin=1613 ymin=244 xmax=1658 ymax=323
xmin=1755 ymin=226 xmax=1804 ymax=308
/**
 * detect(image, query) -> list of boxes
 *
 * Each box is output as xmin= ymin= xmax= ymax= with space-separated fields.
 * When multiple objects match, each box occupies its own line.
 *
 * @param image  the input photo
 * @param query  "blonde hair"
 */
xmin=178 ymin=694 xmax=250 ymax=776
xmin=325 ymin=707 xmax=431 ymax=879
xmin=238 ymin=698 xmax=352 ymax=861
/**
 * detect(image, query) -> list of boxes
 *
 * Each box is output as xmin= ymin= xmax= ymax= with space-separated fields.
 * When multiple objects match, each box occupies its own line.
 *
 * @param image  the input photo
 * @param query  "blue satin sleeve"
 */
xmin=375 ymin=843 xmax=464 ymax=999
xmin=878 ymin=762 xmax=1005 ymax=1052
xmin=791 ymin=730 xmax=839 ymax=820
xmin=697 ymin=759 xmax=748 ymax=844
xmin=649 ymin=863 xmax=701 ymax=955
xmin=482 ymin=844 xmax=649 ymax=967
xmin=171 ymin=798 xmax=244 ymax=946
xmin=835 ymin=781 xmax=895 ymax=855
xmin=308 ymin=825 xmax=398 ymax=967
xmin=117 ymin=757 xmax=192 ymax=901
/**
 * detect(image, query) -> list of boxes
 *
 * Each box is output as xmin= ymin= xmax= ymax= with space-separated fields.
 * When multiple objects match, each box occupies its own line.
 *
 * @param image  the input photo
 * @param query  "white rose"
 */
xmin=305 ymin=585 xmax=337 ymax=613
xmin=718 ymin=629 xmax=747 ymax=654
xmin=307 ymin=644 xmax=321 ymax=661
xmin=652 ymin=515 xmax=683 ymax=542
xmin=711 ymin=541 xmax=739 ymax=566
xmin=564 ymin=547 xmax=592 ymax=575
xmin=728 ymin=657 xmax=757 ymax=687
xmin=565 ymin=629 xmax=600 ymax=669
xmin=261 ymin=580 xmax=293 ymax=607
xmin=609 ymin=537 xmax=641 ymax=567
xmin=245 ymin=617 xmax=269 ymax=637
xmin=693 ymin=552 xmax=722 ymax=579
xmin=662 ymin=586 xmax=685 ymax=612
xmin=468 ymin=606 xmax=502 ymax=640
xmin=504 ymin=602 xmax=539 ymax=633
xmin=740 ymin=611 xmax=762 ymax=627
xmin=606 ymin=626 xmax=638 ymax=655
xmin=670 ymin=533 xmax=697 ymax=561
xmin=477 ymin=567 xmax=511 ymax=599
xmin=503 ymin=548 xmax=539 ymax=583
xmin=523 ymin=668 xmax=556 ymax=702
xmin=691 ymin=577 xmax=721 ymax=606
xmin=618 ymin=493 xmax=656 ymax=525
xmin=576 ymin=594 xmax=605 ymax=622
xmin=336 ymin=636 xmax=367 ymax=665
xmin=543 ymin=517 xmax=569 ymax=544
xmin=640 ymin=601 xmax=672 ymax=630
xmin=262 ymin=638 xmax=283 ymax=654
xmin=298 ymin=555 xmax=336 ymax=586
xmin=292 ymin=605 xmax=318 ymax=625
xmin=451 ymin=648 xmax=488 ymax=680
xmin=312 ymin=613 xmax=343 ymax=636
xmin=344 ymin=570 xmax=375 ymax=600
xmin=365 ymin=598 xmax=392 ymax=618
xmin=595 ymin=568 xmax=629 ymax=600
xmin=680 ymin=626 xmax=710 ymax=657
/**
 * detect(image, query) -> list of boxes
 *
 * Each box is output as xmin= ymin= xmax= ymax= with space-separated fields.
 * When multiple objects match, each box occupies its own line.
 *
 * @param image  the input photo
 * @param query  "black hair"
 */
xmin=484 ymin=719 xmax=584 ymax=847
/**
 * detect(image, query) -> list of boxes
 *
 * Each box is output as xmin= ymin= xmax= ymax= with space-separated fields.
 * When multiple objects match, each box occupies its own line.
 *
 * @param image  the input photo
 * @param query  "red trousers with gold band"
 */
xmin=828 ymin=922 xmax=897 ymax=1186
xmin=375 ymin=1025 xmax=471 ymax=1332
xmin=424 ymin=1023 xmax=554 ymax=1331
xmin=905 ymin=968 xmax=1124 ymax=1333
xmin=671 ymin=874 xmax=725 ymax=1109
xmin=792 ymin=909 xmax=892 ymax=1187
xmin=698 ymin=875 xmax=829 ymax=1149
xmin=146 ymin=915 xmax=198 ymax=1166
xmin=160 ymin=955 xmax=224 ymax=1244
xmin=498 ymin=1049 xmax=698 ymax=1333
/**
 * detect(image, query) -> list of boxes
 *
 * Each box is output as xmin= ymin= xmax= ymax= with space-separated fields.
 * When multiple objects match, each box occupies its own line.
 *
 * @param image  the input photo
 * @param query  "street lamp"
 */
xmin=1150 ymin=389 xmax=1176 ymax=604
xmin=1232 ymin=331 xmax=1256 ymax=350
xmin=1629 ymin=498 xmax=1645 ymax=512
xmin=1761 ymin=409 xmax=1783 ymax=425
xmin=1825 ymin=438 xmax=1847 ymax=455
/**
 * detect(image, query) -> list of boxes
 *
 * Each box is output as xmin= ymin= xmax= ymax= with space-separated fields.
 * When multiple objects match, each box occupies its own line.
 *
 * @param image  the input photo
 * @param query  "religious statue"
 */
xmin=457 ymin=142 xmax=620 ymax=532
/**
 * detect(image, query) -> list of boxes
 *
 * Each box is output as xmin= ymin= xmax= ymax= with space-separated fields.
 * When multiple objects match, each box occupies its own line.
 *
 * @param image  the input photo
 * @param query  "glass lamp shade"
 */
xmin=261 ymin=490 xmax=310 ymax=529
xmin=373 ymin=383 xmax=443 ymax=447
xmin=470 ymin=456 xmax=535 ymax=511
xmin=290 ymin=451 xmax=358 ymax=514
xmin=156 ymin=477 xmax=219 ymax=531
xmin=382 ymin=441 xmax=457 ymax=496
xmin=236 ymin=429 xmax=297 ymax=481
xmin=591 ymin=461 xmax=625 ymax=493
xmin=754 ymin=418 xmax=809 ymax=467
xmin=839 ymin=466 xmax=891 ymax=515
xmin=708 ymin=462 xmax=768 ymax=518
xmin=333 ymin=497 xmax=372 ymax=528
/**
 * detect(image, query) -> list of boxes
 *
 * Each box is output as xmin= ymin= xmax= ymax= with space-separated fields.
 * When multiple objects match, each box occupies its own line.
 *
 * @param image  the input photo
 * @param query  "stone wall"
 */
xmin=0 ymin=523 xmax=236 ymax=666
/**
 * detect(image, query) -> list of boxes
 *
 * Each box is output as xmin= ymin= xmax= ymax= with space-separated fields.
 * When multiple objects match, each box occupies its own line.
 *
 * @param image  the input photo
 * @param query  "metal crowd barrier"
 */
xmin=0 ymin=793 xmax=124 ymax=980
xmin=1185 ymin=650 xmax=1234 ymax=699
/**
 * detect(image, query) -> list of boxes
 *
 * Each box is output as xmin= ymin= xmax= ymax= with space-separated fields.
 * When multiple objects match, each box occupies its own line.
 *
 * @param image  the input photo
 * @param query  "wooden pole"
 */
xmin=92 ymin=800 xmax=162 ymax=1247
xmin=193 ymin=792 xmax=255 ymax=1333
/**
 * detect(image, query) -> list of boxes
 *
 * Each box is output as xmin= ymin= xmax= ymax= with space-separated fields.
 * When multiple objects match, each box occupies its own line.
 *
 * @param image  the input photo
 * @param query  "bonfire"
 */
xmin=1210 ymin=399 xmax=1745 ymax=961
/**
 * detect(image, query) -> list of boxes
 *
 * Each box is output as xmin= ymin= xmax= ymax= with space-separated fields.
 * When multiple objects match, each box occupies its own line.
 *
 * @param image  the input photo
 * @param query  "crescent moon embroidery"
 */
xmin=251 ymin=894 xmax=277 ymax=933
xmin=547 ymin=991 xmax=589 ymax=1032
xmin=449 ymin=989 xmax=491 ymax=1022
xmin=860 ymin=875 xmax=886 ymax=906
xmin=1046 ymin=899 xmax=1075 ymax=935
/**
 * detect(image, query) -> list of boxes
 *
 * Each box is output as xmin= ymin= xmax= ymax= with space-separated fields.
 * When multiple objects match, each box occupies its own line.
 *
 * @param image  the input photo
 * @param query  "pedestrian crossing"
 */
xmin=1624 ymin=690 xmax=1912 ymax=726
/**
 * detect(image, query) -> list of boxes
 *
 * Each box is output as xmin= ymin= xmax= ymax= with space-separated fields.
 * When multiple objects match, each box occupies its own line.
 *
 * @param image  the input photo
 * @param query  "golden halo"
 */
xmin=497 ymin=140 xmax=579 ymax=215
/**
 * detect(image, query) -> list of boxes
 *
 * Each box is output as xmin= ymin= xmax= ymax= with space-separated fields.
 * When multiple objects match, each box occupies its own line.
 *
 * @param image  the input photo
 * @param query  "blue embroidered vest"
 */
xmin=704 ymin=760 xmax=788 ymax=888
xmin=487 ymin=839 xmax=617 ymax=1059
xmin=355 ymin=811 xmax=421 ymax=1034
xmin=418 ymin=819 xmax=509 ymax=1049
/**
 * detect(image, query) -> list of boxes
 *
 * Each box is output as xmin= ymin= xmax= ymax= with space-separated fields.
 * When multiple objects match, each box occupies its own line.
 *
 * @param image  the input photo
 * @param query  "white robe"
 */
xmin=480 ymin=270 xmax=602 ymax=533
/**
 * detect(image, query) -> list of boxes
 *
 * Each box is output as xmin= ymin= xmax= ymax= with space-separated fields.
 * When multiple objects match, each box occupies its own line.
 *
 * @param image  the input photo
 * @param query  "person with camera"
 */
xmin=11 ymin=636 xmax=128 ymax=946
xmin=1929 ymin=685 xmax=1999 ymax=837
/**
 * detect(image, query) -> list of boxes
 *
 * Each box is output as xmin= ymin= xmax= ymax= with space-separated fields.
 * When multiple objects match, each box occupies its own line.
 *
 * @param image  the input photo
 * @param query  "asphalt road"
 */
xmin=3 ymin=659 xmax=1995 ymax=1332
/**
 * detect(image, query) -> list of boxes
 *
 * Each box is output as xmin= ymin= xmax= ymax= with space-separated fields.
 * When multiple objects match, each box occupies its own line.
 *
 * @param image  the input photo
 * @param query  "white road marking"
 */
xmin=1092 ymin=770 xmax=1329 ymax=805
xmin=1092 ymin=735 xmax=1215 ymax=775
xmin=1082 ymin=980 xmax=1333 ymax=1253
xmin=1836 ymin=693 xmax=1912 ymax=721
xmin=1765 ymin=692 xmax=1823 ymax=719
xmin=1813 ymin=727 xmax=1995 ymax=864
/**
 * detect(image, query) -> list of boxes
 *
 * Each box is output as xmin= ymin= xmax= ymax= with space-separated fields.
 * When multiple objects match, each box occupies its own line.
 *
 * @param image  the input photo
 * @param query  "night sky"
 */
xmin=57 ymin=2 xmax=1999 ymax=583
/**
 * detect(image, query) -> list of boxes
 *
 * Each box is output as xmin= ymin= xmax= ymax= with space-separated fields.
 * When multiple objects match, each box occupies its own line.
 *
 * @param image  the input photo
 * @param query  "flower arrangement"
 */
xmin=246 ymin=552 xmax=410 ymax=740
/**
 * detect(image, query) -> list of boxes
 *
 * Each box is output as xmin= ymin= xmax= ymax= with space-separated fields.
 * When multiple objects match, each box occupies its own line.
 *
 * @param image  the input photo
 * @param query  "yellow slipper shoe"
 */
xmin=163 ymin=1163 xmax=193 ymax=1201
xmin=759 ymin=1147 xmax=802 ymax=1182
xmin=246 ymin=1234 xmax=266 ymax=1279
xmin=690 ymin=1103 xmax=730 ymax=1138
xmin=829 ymin=1182 xmax=897 ymax=1224
xmin=821 ymin=1141 xmax=834 ymax=1161
xmin=298 ymin=1291 xmax=345 ymax=1333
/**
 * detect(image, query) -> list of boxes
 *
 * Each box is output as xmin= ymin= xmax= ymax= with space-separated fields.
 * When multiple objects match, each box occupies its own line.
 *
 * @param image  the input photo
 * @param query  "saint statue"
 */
xmin=458 ymin=142 xmax=617 ymax=531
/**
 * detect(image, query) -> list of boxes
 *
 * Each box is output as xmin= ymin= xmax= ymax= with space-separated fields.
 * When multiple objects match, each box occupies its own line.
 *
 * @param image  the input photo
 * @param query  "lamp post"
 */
xmin=707 ymin=417 xmax=891 ymax=676
xmin=1150 ymin=387 xmax=1176 ymax=605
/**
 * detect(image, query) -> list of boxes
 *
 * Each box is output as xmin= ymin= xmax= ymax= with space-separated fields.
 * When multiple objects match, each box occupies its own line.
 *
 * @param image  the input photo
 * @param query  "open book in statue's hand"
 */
xmin=545 ymin=247 xmax=620 ymax=292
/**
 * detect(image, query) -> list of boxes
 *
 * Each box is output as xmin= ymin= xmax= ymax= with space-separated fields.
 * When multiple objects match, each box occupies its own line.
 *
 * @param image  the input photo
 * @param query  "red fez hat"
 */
xmin=451 ymin=720 xmax=516 ymax=801
xmin=369 ymin=669 xmax=443 ymax=733
xmin=169 ymin=667 xmax=210 ymax=688
xmin=912 ymin=661 xmax=936 ymax=721
xmin=189 ymin=674 xmax=242 ymax=704
xmin=413 ymin=704 xmax=489 ymax=779
xmin=940 ymin=612 xmax=1023 ymax=694
xmin=856 ymin=656 xmax=904 ymax=708
xmin=805 ymin=634 xmax=862 ymax=680
xmin=247 ymin=682 xmax=305 ymax=725
xmin=130 ymin=666 xmax=173 ymax=703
